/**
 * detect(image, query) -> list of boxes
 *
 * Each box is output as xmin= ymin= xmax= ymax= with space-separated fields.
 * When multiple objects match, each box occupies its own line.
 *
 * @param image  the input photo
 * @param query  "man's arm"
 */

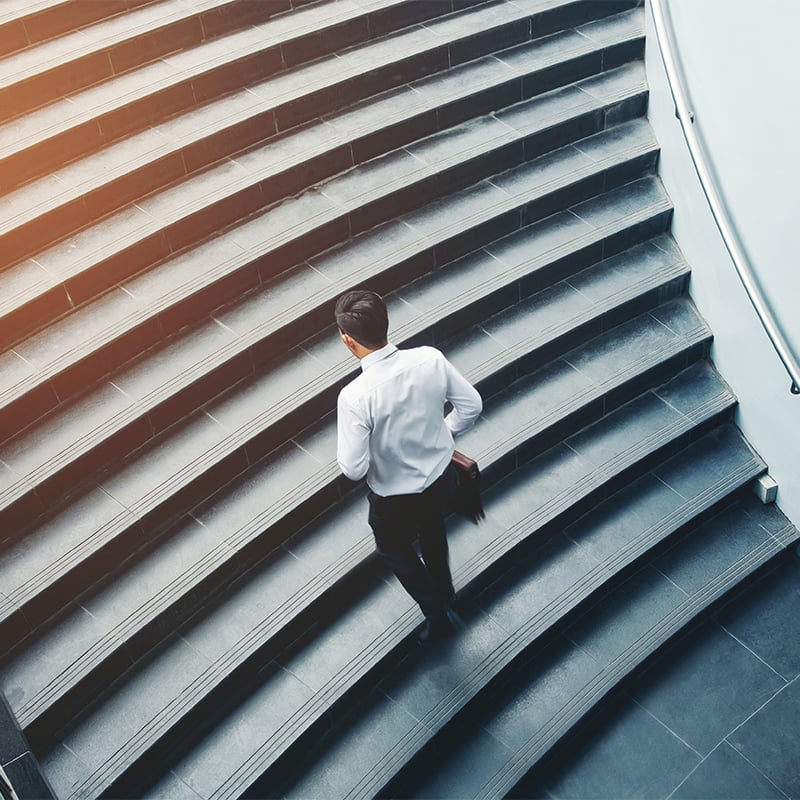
xmin=336 ymin=391 xmax=371 ymax=480
xmin=442 ymin=356 xmax=482 ymax=437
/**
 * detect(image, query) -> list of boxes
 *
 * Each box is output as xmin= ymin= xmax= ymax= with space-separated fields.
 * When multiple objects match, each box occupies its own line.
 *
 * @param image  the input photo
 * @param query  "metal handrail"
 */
xmin=649 ymin=0 xmax=800 ymax=395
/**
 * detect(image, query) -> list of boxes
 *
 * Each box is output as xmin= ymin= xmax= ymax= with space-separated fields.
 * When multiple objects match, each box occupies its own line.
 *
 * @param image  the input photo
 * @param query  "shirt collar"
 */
xmin=360 ymin=342 xmax=397 ymax=371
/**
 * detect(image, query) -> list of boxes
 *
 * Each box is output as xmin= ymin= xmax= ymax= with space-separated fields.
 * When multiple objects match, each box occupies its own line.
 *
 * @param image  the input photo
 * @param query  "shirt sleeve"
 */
xmin=336 ymin=389 xmax=371 ymax=481
xmin=442 ymin=355 xmax=482 ymax=437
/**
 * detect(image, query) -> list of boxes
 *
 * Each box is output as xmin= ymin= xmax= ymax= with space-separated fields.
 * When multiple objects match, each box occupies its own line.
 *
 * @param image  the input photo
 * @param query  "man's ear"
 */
xmin=340 ymin=330 xmax=358 ymax=353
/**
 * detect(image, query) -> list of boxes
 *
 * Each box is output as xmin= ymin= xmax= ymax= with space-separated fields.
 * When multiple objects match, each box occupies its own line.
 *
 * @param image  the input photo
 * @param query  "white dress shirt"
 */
xmin=336 ymin=343 xmax=482 ymax=496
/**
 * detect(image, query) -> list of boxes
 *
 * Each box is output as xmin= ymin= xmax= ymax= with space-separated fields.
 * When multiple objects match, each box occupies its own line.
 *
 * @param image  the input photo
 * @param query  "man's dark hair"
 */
xmin=335 ymin=290 xmax=388 ymax=349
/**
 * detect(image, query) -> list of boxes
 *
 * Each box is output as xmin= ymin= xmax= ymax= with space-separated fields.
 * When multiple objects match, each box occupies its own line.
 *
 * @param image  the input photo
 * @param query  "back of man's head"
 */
xmin=335 ymin=290 xmax=389 ymax=350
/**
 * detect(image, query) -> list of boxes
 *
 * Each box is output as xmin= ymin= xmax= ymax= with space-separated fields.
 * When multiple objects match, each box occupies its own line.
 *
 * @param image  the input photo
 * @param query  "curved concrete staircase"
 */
xmin=0 ymin=2 xmax=796 ymax=798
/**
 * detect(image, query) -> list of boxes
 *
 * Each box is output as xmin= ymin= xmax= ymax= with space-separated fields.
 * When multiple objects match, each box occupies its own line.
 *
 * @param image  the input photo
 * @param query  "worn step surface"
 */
xmin=394 ymin=494 xmax=799 ymax=800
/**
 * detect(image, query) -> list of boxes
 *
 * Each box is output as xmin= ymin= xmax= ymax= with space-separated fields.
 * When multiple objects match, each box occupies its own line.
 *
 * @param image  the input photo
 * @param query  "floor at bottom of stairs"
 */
xmin=513 ymin=550 xmax=800 ymax=800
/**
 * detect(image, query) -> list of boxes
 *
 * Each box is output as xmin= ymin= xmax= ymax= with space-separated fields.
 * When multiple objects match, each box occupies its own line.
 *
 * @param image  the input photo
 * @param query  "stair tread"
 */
xmin=404 ymin=495 xmax=799 ymax=800
xmin=280 ymin=426 xmax=769 ymax=800
xmin=0 ymin=190 xmax=676 ymax=636
xmin=1 ymin=293 xmax=715 ymax=741
xmin=33 ymin=359 xmax=734 ymax=800
xmin=0 ymin=119 xmax=661 ymax=522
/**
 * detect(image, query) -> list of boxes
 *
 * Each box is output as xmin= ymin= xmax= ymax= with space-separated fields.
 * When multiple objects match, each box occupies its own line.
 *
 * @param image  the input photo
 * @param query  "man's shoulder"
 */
xmin=337 ymin=372 xmax=365 ymax=404
xmin=399 ymin=344 xmax=444 ymax=364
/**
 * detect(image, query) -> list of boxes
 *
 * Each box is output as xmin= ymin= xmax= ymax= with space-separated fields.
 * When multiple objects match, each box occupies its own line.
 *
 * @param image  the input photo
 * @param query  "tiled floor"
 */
xmin=521 ymin=551 xmax=800 ymax=799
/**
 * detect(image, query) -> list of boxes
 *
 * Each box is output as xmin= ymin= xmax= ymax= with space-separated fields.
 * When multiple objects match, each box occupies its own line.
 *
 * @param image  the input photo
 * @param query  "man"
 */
xmin=335 ymin=290 xmax=482 ymax=644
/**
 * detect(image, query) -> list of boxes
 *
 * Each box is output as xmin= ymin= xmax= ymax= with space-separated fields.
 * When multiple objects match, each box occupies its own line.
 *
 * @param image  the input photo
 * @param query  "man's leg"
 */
xmin=417 ymin=510 xmax=454 ymax=605
xmin=368 ymin=493 xmax=448 ymax=620
xmin=417 ymin=467 xmax=456 ymax=604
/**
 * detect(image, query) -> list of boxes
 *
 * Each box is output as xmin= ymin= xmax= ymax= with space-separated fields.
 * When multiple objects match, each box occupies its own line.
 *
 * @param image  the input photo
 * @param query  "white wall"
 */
xmin=644 ymin=1 xmax=800 ymax=523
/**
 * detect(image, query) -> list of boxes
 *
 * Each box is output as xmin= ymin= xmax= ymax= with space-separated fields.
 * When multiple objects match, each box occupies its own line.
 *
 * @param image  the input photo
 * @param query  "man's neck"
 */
xmin=353 ymin=341 xmax=387 ymax=360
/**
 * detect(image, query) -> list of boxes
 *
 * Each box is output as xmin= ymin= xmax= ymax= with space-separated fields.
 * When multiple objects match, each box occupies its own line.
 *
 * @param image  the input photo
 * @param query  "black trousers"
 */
xmin=368 ymin=465 xmax=457 ymax=620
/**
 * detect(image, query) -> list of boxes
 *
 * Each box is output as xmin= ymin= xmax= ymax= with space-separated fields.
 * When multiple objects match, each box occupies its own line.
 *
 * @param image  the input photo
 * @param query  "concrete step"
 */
xmin=0 ymin=181 xmax=677 ymax=650
xmin=397 ymin=495 xmax=799 ymax=800
xmin=132 ymin=369 xmax=741 ymax=800
xmin=273 ymin=424 xmax=769 ymax=800
xmin=0 ymin=117 xmax=660 ymax=538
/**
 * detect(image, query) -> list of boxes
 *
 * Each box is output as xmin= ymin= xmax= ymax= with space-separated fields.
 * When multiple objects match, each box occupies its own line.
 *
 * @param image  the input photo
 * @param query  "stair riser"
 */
xmin=244 ymin=421 xmax=749 ymax=800
xmin=483 ymin=337 xmax=715 ymax=497
xmin=271 ymin=27 xmax=643 ymax=138
xmin=1 ymin=7 xmax=644 ymax=205
xmin=498 ymin=506 xmax=789 ymax=800
xmin=0 ymin=0 xmax=292 ymax=125
xmin=534 ymin=1 xmax=642 ymax=38
xmin=420 ymin=246 xmax=683 ymax=397
xmin=1 ymin=1 xmax=441 ymax=183
xmin=386 ymin=481 xmax=767 ymax=799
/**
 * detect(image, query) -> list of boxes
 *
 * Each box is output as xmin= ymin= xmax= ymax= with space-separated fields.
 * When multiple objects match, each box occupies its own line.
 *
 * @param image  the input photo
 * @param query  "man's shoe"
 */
xmin=417 ymin=613 xmax=456 ymax=646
